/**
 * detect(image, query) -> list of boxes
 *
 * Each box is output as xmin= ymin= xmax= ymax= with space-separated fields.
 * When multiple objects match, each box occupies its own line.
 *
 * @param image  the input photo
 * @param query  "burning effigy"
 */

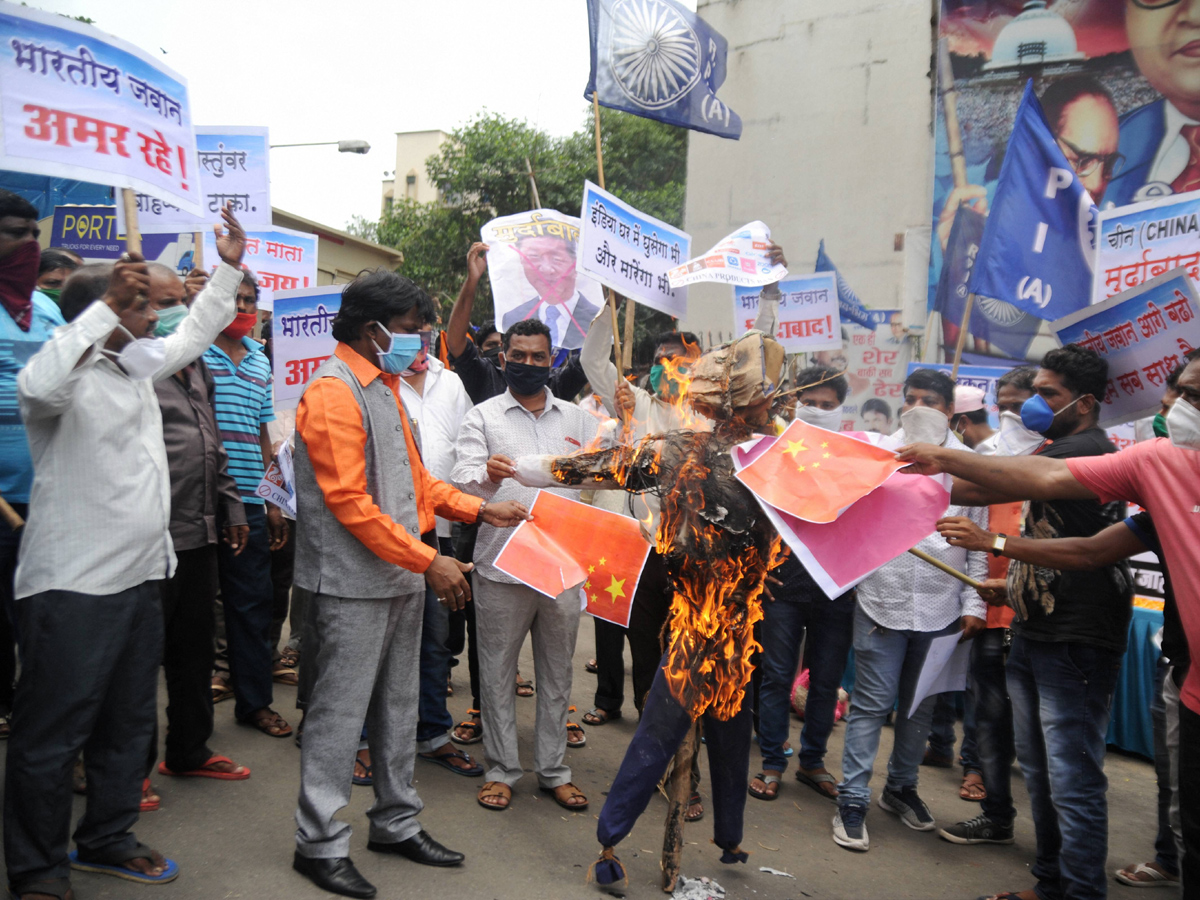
xmin=514 ymin=330 xmax=786 ymax=891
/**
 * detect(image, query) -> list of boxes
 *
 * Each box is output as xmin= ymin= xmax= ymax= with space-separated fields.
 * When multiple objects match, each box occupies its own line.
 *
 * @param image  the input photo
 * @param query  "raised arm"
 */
xmin=897 ymin=443 xmax=1097 ymax=503
xmin=580 ymin=306 xmax=619 ymax=415
xmin=446 ymin=242 xmax=488 ymax=358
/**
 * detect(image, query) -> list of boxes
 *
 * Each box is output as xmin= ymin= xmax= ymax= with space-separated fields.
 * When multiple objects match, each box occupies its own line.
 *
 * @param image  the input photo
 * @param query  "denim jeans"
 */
xmin=757 ymin=590 xmax=855 ymax=773
xmin=1006 ymin=636 xmax=1122 ymax=900
xmin=837 ymin=605 xmax=960 ymax=808
xmin=216 ymin=503 xmax=275 ymax=721
xmin=416 ymin=585 xmax=454 ymax=752
xmin=970 ymin=627 xmax=1017 ymax=824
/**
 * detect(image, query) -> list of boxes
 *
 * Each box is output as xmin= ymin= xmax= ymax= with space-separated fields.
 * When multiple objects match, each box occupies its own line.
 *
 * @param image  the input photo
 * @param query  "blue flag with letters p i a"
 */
xmin=585 ymin=0 xmax=741 ymax=139
xmin=968 ymin=81 xmax=1097 ymax=321
xmin=815 ymin=240 xmax=873 ymax=329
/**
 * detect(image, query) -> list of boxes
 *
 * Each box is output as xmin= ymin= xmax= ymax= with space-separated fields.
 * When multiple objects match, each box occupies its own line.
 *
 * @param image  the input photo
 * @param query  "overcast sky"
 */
xmin=30 ymin=0 xmax=697 ymax=233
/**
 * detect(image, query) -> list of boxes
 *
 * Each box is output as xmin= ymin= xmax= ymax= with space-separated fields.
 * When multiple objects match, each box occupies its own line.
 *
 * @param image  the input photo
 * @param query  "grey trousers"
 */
xmin=295 ymin=591 xmax=425 ymax=858
xmin=474 ymin=575 xmax=580 ymax=788
xmin=1164 ymin=666 xmax=1185 ymax=870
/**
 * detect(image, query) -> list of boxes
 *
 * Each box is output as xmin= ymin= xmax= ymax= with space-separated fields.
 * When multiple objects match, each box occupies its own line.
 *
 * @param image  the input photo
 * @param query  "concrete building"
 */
xmin=272 ymin=208 xmax=403 ymax=284
xmin=681 ymin=0 xmax=937 ymax=342
xmin=381 ymin=129 xmax=450 ymax=212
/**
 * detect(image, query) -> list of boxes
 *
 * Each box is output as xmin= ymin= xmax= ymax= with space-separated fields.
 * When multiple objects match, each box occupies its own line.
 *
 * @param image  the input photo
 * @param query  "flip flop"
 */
xmin=451 ymin=710 xmax=483 ymax=745
xmin=353 ymin=755 xmax=373 ymax=786
xmin=69 ymin=846 xmax=179 ymax=885
xmin=140 ymin=778 xmax=160 ymax=813
xmin=1115 ymin=862 xmax=1180 ymax=887
xmin=748 ymin=772 xmax=781 ymax=801
xmin=515 ymin=675 xmax=535 ymax=697
xmin=795 ymin=769 xmax=839 ymax=802
xmin=158 ymin=755 xmax=250 ymax=781
xmin=540 ymin=782 xmax=588 ymax=811
xmin=684 ymin=791 xmax=704 ymax=822
xmin=418 ymin=747 xmax=484 ymax=777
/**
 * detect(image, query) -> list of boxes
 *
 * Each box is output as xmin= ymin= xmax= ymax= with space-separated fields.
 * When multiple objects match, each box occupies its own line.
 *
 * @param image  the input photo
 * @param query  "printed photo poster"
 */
xmin=0 ymin=3 xmax=201 ymax=214
xmin=734 ymin=273 xmax=841 ymax=353
xmin=1052 ymin=270 xmax=1198 ymax=428
xmin=929 ymin=1 xmax=1173 ymax=362
xmin=120 ymin=126 xmax=272 ymax=235
xmin=203 ymin=224 xmax=316 ymax=310
xmin=1093 ymin=189 xmax=1200 ymax=305
xmin=271 ymin=284 xmax=342 ymax=411
xmin=667 ymin=220 xmax=786 ymax=289
xmin=578 ymin=180 xmax=689 ymax=318
xmin=482 ymin=209 xmax=604 ymax=353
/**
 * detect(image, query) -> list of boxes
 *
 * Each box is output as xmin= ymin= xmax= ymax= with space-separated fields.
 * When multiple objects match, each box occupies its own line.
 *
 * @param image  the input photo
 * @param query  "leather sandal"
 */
xmin=477 ymin=781 xmax=512 ymax=811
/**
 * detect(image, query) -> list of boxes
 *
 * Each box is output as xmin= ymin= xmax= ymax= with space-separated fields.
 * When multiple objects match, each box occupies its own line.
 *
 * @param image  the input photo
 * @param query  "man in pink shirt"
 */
xmin=898 ymin=347 xmax=1200 ymax=899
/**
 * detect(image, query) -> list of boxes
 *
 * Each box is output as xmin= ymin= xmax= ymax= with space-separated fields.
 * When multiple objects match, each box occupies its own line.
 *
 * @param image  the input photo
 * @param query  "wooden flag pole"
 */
xmin=192 ymin=231 xmax=204 ymax=271
xmin=592 ymin=93 xmax=626 ymax=378
xmin=121 ymin=188 xmax=142 ymax=256
xmin=908 ymin=547 xmax=983 ymax=590
xmin=0 ymin=496 xmax=24 ymax=531
xmin=950 ymin=293 xmax=974 ymax=381
xmin=524 ymin=157 xmax=542 ymax=209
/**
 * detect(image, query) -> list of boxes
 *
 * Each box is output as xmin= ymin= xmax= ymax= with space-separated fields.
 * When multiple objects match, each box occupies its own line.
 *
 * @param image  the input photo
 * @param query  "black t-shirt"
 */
xmin=1012 ymin=427 xmax=1133 ymax=653
xmin=1126 ymin=512 xmax=1189 ymax=673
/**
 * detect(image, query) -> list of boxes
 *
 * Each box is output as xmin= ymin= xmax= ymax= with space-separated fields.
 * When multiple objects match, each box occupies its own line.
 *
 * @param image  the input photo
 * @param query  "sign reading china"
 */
xmin=120 ymin=126 xmax=271 ymax=234
xmin=1093 ymin=189 xmax=1200 ymax=306
xmin=667 ymin=220 xmax=787 ymax=289
xmin=271 ymin=284 xmax=342 ymax=411
xmin=735 ymin=273 xmax=841 ymax=353
xmin=0 ymin=3 xmax=201 ymax=215
xmin=1054 ymin=270 xmax=1199 ymax=429
xmin=578 ymin=180 xmax=689 ymax=318
xmin=255 ymin=437 xmax=296 ymax=517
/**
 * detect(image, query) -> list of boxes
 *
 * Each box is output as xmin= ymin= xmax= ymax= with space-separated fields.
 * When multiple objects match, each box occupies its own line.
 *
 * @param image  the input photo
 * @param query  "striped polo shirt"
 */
xmin=203 ymin=337 xmax=275 ymax=504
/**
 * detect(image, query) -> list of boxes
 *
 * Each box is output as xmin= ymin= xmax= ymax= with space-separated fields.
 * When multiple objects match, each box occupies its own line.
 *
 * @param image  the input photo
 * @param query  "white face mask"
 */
xmin=795 ymin=404 xmax=842 ymax=431
xmin=900 ymin=405 xmax=949 ymax=445
xmin=104 ymin=325 xmax=166 ymax=381
xmin=1165 ymin=398 xmax=1200 ymax=452
xmin=994 ymin=410 xmax=1044 ymax=457
xmin=1134 ymin=415 xmax=1158 ymax=443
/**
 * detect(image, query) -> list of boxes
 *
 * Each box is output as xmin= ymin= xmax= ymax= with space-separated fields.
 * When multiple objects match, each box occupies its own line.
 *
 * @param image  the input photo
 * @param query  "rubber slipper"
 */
xmin=353 ymin=756 xmax=373 ymax=786
xmin=684 ymin=791 xmax=704 ymax=822
xmin=68 ymin=849 xmax=179 ymax=885
xmin=795 ymin=769 xmax=839 ymax=802
xmin=139 ymin=778 xmax=160 ymax=813
xmin=748 ymin=772 xmax=781 ymax=801
xmin=582 ymin=707 xmax=621 ymax=726
xmin=211 ymin=678 xmax=234 ymax=704
xmin=418 ymin=748 xmax=484 ymax=777
xmin=158 ymin=755 xmax=250 ymax=781
xmin=451 ymin=713 xmax=483 ymax=746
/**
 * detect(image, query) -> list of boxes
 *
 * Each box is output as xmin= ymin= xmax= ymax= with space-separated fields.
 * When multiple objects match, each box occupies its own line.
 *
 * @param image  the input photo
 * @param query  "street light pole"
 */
xmin=270 ymin=140 xmax=371 ymax=154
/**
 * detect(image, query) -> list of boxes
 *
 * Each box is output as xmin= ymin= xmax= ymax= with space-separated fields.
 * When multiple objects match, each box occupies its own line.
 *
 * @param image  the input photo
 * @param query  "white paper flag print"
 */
xmin=667 ymin=221 xmax=787 ymax=289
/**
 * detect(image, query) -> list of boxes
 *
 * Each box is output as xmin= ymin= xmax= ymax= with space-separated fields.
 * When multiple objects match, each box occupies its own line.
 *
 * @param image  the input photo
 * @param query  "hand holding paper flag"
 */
xmin=734 ymin=420 xmax=906 ymax=525
xmin=494 ymin=490 xmax=651 ymax=628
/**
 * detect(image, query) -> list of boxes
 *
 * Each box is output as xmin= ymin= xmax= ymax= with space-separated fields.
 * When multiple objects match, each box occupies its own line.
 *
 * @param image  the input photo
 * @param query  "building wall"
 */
xmin=382 ymin=129 xmax=449 ymax=212
xmin=682 ymin=0 xmax=937 ymax=342
xmin=273 ymin=209 xmax=403 ymax=285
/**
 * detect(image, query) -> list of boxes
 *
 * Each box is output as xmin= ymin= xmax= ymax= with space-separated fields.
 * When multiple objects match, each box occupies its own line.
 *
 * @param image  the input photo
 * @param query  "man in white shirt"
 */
xmin=3 ymin=209 xmax=244 ymax=899
xmin=832 ymin=368 xmax=988 ymax=854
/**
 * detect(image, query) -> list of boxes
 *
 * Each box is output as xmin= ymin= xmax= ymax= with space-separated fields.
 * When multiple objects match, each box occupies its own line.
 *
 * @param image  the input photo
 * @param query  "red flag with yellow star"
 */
xmin=734 ymin=419 xmax=906 ymax=524
xmin=493 ymin=490 xmax=651 ymax=627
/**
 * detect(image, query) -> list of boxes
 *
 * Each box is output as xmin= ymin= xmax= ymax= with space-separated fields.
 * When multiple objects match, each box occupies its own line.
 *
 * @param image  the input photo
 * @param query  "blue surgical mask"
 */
xmin=371 ymin=322 xmax=423 ymax=375
xmin=1020 ymin=393 xmax=1081 ymax=436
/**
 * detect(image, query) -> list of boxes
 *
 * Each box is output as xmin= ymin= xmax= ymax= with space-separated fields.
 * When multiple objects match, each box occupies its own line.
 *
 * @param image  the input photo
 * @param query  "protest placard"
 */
xmin=813 ymin=308 xmax=909 ymax=434
xmin=1054 ymin=270 xmax=1199 ymax=429
xmin=482 ymin=209 xmax=604 ymax=352
xmin=205 ymin=225 xmax=316 ymax=310
xmin=734 ymin=273 xmax=840 ymax=353
xmin=667 ymin=220 xmax=787 ymax=289
xmin=1093 ymin=190 xmax=1200 ymax=306
xmin=272 ymin=284 xmax=342 ymax=411
xmin=255 ymin=437 xmax=295 ymax=518
xmin=578 ymin=180 xmax=689 ymax=318
xmin=0 ymin=3 xmax=201 ymax=214
xmin=118 ymin=126 xmax=271 ymax=234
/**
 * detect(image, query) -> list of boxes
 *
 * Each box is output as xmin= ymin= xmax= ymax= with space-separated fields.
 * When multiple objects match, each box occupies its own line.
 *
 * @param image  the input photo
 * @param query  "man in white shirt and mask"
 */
xmin=832 ymin=367 xmax=988 ymax=854
xmin=5 ymin=208 xmax=245 ymax=898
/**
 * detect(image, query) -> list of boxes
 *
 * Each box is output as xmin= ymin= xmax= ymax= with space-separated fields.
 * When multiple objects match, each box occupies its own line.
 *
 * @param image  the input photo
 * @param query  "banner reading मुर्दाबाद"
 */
xmin=270 ymin=283 xmax=342 ymax=411
xmin=0 ymin=2 xmax=201 ymax=215
xmin=1093 ymin=189 xmax=1200 ymax=306
xmin=118 ymin=126 xmax=272 ymax=234
xmin=482 ymin=209 xmax=605 ymax=353
xmin=734 ymin=273 xmax=841 ymax=354
xmin=578 ymin=180 xmax=689 ymax=319
xmin=1053 ymin=270 xmax=1199 ymax=429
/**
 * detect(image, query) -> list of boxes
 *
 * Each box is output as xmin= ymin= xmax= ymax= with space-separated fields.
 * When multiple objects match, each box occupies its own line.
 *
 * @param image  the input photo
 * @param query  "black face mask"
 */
xmin=481 ymin=345 xmax=502 ymax=368
xmin=503 ymin=360 xmax=551 ymax=396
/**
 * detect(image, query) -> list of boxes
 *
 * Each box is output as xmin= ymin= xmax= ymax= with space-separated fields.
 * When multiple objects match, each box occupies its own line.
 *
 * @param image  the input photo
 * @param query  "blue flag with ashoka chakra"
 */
xmin=585 ymin=0 xmax=741 ymax=140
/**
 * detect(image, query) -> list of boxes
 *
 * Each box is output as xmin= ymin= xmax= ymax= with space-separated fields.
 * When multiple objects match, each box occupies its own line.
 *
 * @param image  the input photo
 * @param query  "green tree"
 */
xmin=349 ymin=108 xmax=687 ymax=363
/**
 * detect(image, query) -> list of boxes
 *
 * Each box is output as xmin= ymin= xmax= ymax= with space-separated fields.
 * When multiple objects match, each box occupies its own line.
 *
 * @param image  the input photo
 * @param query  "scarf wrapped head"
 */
xmin=686 ymin=330 xmax=785 ymax=424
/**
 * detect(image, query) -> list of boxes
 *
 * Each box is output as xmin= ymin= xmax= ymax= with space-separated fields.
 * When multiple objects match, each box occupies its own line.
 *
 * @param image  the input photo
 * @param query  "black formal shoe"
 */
xmin=367 ymin=830 xmax=465 ymax=867
xmin=292 ymin=852 xmax=377 ymax=898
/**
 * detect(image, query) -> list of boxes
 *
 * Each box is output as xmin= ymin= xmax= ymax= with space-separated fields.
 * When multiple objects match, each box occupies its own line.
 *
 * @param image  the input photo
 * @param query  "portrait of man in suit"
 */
xmin=500 ymin=235 xmax=600 ymax=351
xmin=1108 ymin=0 xmax=1200 ymax=206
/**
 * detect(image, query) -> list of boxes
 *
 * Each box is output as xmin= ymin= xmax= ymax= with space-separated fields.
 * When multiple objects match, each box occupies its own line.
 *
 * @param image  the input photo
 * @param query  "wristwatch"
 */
xmin=990 ymin=533 xmax=1007 ymax=558
xmin=478 ymin=500 xmax=488 ymax=521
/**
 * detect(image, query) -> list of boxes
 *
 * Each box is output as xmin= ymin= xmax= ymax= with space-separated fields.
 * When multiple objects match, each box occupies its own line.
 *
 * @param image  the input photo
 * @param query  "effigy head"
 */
xmin=686 ymin=330 xmax=785 ymax=425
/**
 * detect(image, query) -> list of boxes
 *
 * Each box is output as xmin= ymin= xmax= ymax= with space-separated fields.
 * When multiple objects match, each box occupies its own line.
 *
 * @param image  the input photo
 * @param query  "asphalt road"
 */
xmin=11 ymin=627 xmax=1161 ymax=900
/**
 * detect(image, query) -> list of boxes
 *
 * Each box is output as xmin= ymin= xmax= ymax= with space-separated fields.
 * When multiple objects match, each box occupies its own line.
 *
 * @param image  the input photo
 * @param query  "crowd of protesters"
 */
xmin=0 ymin=191 xmax=1194 ymax=900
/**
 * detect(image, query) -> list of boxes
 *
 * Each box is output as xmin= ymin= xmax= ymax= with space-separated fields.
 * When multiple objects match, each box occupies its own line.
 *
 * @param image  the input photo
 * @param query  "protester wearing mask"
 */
xmin=145 ymin=263 xmax=251 ymax=785
xmin=36 ymin=248 xmax=79 ymax=305
xmin=0 ymin=192 xmax=64 ymax=742
xmin=452 ymin=318 xmax=599 ymax=816
xmin=749 ymin=366 xmax=856 ymax=807
xmin=897 ymin=345 xmax=1133 ymax=900
xmin=831 ymin=368 xmax=988 ymax=854
xmin=4 ymin=207 xmax=245 ymax=898
xmin=203 ymin=271 xmax=292 ymax=740
xmin=948 ymin=386 xmax=993 ymax=450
